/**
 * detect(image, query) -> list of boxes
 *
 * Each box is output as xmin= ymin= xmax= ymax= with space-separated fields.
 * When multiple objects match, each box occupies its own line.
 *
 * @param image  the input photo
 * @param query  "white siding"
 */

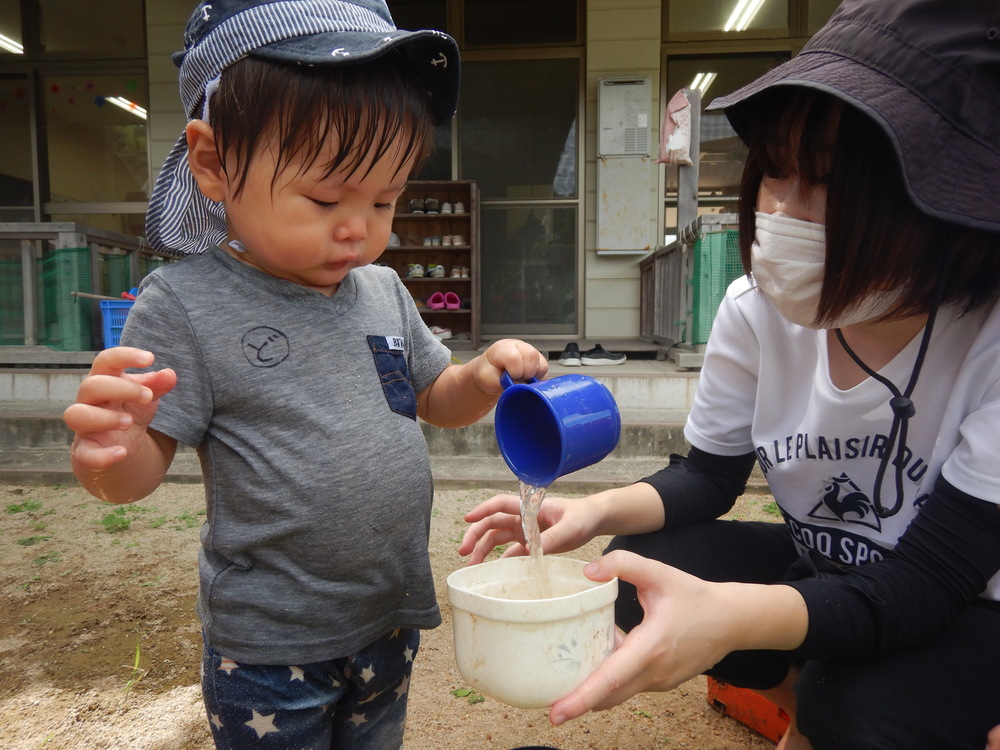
xmin=584 ymin=0 xmax=662 ymax=338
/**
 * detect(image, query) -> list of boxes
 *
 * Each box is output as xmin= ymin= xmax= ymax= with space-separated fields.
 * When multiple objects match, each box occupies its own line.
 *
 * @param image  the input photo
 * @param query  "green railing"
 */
xmin=0 ymin=222 xmax=172 ymax=360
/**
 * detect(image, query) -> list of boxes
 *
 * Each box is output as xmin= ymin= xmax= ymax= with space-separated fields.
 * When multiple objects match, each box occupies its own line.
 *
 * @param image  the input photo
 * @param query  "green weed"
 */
xmin=451 ymin=687 xmax=485 ymax=704
xmin=6 ymin=499 xmax=42 ymax=514
xmin=123 ymin=631 xmax=145 ymax=697
xmin=99 ymin=507 xmax=132 ymax=534
xmin=17 ymin=535 xmax=52 ymax=547
xmin=762 ymin=501 xmax=781 ymax=517
xmin=33 ymin=551 xmax=60 ymax=566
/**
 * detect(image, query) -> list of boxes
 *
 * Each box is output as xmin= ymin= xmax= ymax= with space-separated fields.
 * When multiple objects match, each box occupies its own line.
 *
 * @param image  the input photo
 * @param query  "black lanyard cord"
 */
xmin=833 ymin=287 xmax=945 ymax=518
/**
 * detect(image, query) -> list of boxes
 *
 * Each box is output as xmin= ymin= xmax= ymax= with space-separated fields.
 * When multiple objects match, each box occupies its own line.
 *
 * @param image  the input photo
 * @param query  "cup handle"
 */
xmin=500 ymin=372 xmax=540 ymax=390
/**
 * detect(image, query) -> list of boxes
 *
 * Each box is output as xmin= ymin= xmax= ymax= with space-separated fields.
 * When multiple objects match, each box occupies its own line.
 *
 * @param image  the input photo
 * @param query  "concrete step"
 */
xmin=0 ymin=354 xmax=700 ymax=487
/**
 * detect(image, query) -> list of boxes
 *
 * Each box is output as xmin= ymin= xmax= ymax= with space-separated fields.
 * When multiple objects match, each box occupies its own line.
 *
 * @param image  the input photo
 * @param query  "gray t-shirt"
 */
xmin=122 ymin=247 xmax=452 ymax=664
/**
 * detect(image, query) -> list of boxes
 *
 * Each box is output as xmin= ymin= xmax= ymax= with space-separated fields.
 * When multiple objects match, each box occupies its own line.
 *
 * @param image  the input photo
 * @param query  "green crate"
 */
xmin=138 ymin=254 xmax=171 ymax=277
xmin=101 ymin=253 xmax=132 ymax=298
xmin=690 ymin=229 xmax=742 ymax=345
xmin=0 ymin=259 xmax=25 ymax=345
xmin=37 ymin=246 xmax=93 ymax=351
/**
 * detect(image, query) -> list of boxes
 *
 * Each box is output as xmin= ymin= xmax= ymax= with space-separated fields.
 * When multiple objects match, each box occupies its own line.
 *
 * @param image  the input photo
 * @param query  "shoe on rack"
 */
xmin=429 ymin=325 xmax=452 ymax=341
xmin=454 ymin=201 xmax=465 ymax=213
xmin=428 ymin=264 xmax=445 ymax=278
xmin=461 ymin=266 xmax=470 ymax=278
xmin=409 ymin=198 xmax=425 ymax=213
xmin=441 ymin=202 xmax=453 ymax=214
xmin=427 ymin=292 xmax=446 ymax=309
xmin=558 ymin=342 xmax=582 ymax=367
xmin=406 ymin=263 xmax=425 ymax=278
xmin=581 ymin=343 xmax=626 ymax=366
xmin=450 ymin=265 xmax=463 ymax=278
xmin=424 ymin=198 xmax=440 ymax=214
xmin=444 ymin=291 xmax=461 ymax=309
xmin=388 ymin=232 xmax=401 ymax=247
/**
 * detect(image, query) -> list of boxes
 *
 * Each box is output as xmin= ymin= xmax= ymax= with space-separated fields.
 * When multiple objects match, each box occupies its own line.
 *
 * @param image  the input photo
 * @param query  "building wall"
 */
xmin=142 ymin=1 xmax=663 ymax=342
xmin=145 ymin=1 xmax=190 ymax=193
xmin=584 ymin=0 xmax=662 ymax=339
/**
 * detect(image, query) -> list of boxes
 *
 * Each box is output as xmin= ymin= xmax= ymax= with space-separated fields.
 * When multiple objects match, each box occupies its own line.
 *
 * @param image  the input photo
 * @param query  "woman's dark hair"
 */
xmin=208 ymin=53 xmax=434 ymax=196
xmin=738 ymin=89 xmax=1000 ymax=323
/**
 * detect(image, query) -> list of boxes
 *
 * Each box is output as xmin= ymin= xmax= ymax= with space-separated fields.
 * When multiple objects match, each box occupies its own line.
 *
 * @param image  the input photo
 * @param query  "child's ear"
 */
xmin=185 ymin=120 xmax=228 ymax=203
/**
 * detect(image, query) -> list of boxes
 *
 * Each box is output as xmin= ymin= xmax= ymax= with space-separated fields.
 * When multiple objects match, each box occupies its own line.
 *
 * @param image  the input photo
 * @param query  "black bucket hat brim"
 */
xmin=708 ymin=0 xmax=1000 ymax=234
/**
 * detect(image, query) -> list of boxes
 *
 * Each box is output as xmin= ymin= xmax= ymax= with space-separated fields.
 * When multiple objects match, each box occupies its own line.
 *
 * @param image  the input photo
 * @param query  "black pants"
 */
xmin=607 ymin=521 xmax=1000 ymax=750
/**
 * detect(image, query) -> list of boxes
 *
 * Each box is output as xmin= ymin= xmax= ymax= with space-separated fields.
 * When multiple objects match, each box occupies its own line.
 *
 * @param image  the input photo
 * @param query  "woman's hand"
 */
xmin=459 ymin=492 xmax=602 ymax=565
xmin=548 ymin=551 xmax=809 ymax=726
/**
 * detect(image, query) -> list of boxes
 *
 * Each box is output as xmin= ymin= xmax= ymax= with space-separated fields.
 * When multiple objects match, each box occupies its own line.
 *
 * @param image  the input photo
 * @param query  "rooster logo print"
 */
xmin=807 ymin=472 xmax=882 ymax=532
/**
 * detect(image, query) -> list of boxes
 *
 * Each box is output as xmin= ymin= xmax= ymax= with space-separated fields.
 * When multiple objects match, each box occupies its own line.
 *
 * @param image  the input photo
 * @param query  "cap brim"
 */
xmin=251 ymin=28 xmax=460 ymax=125
xmin=708 ymin=52 xmax=1000 ymax=233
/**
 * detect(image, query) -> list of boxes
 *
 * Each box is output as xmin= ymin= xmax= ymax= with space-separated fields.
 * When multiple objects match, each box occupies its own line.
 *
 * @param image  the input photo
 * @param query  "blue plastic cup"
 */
xmin=494 ymin=372 xmax=621 ymax=487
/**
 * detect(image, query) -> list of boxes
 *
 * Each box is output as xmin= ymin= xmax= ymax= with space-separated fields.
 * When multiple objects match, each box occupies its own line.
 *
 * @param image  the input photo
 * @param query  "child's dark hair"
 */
xmin=738 ymin=89 xmax=1000 ymax=324
xmin=209 ymin=52 xmax=434 ymax=195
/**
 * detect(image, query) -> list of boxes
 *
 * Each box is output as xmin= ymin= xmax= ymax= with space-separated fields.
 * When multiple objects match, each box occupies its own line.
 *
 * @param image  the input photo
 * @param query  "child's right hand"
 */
xmin=63 ymin=347 xmax=177 ymax=471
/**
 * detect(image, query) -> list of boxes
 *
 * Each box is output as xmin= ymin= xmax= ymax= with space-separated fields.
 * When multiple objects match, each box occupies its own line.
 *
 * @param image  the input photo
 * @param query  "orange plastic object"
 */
xmin=706 ymin=677 xmax=791 ymax=743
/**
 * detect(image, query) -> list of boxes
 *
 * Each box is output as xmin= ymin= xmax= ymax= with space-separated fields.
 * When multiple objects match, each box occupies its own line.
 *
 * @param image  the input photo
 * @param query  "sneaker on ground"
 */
xmin=406 ymin=263 xmax=425 ymax=278
xmin=558 ymin=342 xmax=582 ymax=366
xmin=427 ymin=264 xmax=446 ymax=277
xmin=581 ymin=343 xmax=626 ymax=366
xmin=429 ymin=325 xmax=452 ymax=341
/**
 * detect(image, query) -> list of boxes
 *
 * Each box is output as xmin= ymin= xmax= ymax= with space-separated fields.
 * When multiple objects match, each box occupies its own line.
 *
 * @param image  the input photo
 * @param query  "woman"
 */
xmin=461 ymin=1 xmax=1000 ymax=747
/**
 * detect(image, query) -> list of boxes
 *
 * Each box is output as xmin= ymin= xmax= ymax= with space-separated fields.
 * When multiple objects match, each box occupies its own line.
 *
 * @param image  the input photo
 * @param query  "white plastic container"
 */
xmin=446 ymin=556 xmax=618 ymax=708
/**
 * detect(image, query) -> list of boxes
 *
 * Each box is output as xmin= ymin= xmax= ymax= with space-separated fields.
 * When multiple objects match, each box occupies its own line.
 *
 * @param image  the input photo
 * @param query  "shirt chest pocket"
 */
xmin=367 ymin=335 xmax=418 ymax=420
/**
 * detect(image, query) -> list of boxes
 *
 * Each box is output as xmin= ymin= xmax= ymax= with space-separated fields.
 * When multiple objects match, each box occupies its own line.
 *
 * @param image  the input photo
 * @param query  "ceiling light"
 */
xmin=107 ymin=96 xmax=147 ymax=120
xmin=0 ymin=33 xmax=24 ymax=54
xmin=723 ymin=0 xmax=767 ymax=32
xmin=690 ymin=72 xmax=718 ymax=97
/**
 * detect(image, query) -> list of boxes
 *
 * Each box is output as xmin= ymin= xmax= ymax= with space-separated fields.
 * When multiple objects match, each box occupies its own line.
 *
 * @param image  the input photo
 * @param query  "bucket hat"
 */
xmin=146 ymin=0 xmax=460 ymax=256
xmin=708 ymin=0 xmax=1000 ymax=234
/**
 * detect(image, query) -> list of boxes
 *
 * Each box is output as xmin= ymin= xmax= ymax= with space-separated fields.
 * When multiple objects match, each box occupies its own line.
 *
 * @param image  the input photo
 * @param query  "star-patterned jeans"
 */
xmin=201 ymin=628 xmax=420 ymax=749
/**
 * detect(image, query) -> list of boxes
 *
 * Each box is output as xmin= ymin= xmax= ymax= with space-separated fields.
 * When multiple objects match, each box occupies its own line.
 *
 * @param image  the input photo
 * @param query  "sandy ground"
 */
xmin=0 ymin=482 xmax=778 ymax=749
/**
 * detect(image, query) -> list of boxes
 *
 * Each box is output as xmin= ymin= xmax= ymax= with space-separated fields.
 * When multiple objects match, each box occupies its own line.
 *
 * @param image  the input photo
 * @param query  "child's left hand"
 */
xmin=473 ymin=338 xmax=549 ymax=395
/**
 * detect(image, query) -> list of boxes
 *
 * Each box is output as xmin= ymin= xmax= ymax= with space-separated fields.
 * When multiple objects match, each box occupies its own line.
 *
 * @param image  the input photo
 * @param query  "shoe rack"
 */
xmin=389 ymin=180 xmax=480 ymax=349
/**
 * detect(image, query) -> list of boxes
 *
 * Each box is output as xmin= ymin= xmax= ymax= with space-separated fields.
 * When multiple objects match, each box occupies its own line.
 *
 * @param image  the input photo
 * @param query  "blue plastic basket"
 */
xmin=99 ymin=300 xmax=134 ymax=348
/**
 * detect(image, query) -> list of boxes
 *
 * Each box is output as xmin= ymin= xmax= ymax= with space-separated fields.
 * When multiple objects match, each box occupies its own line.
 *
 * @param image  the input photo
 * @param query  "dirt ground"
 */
xmin=0 ymin=482 xmax=778 ymax=750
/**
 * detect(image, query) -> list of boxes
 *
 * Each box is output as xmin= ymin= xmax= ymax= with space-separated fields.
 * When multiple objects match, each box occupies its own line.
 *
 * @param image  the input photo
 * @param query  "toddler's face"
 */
xmin=220 ymin=129 xmax=415 ymax=296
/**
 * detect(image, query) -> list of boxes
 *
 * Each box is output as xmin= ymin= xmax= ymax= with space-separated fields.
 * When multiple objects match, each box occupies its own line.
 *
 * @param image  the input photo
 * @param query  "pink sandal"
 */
xmin=427 ymin=292 xmax=446 ymax=309
xmin=444 ymin=291 xmax=461 ymax=310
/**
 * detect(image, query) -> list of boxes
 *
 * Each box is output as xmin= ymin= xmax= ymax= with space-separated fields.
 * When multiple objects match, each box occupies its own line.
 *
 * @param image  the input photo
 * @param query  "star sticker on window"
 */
xmin=245 ymin=709 xmax=280 ymax=738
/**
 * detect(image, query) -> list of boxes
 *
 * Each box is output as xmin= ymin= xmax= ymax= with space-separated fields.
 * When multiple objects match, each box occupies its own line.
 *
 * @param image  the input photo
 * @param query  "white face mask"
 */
xmin=751 ymin=211 xmax=901 ymax=329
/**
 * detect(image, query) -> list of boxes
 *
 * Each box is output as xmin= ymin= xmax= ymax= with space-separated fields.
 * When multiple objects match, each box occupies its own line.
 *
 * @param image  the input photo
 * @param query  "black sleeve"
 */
xmin=786 ymin=476 xmax=1000 ymax=659
xmin=638 ymin=446 xmax=757 ymax=529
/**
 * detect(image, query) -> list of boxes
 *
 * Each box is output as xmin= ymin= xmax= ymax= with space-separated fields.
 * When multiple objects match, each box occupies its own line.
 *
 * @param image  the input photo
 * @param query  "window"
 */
xmin=38 ymin=0 xmax=145 ymax=56
xmin=465 ymin=0 xmax=579 ymax=46
xmin=667 ymin=0 xmax=788 ymax=39
xmin=0 ymin=74 xmax=34 ymax=221
xmin=461 ymin=57 xmax=580 ymax=333
xmin=0 ymin=1 xmax=147 ymax=234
